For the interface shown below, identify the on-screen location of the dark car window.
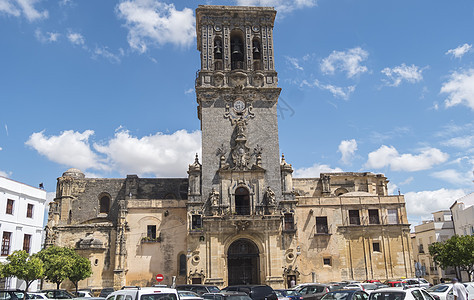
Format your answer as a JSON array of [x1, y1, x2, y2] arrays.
[[140, 294, 178, 300], [411, 291, 424, 300], [208, 287, 220, 293], [427, 285, 449, 293], [421, 291, 434, 300]]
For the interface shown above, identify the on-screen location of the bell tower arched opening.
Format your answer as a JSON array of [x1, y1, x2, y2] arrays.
[[230, 30, 245, 70], [235, 187, 250, 215], [227, 238, 260, 285]]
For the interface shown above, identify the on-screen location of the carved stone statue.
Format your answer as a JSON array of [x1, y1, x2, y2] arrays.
[[209, 188, 219, 206], [264, 186, 276, 205]]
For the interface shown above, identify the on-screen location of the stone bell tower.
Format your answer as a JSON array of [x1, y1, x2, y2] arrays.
[[193, 5, 283, 214]]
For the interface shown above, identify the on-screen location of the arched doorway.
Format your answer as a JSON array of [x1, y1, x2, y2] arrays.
[[235, 187, 250, 215], [227, 239, 260, 285]]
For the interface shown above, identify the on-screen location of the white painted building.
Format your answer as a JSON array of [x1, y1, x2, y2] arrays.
[[0, 176, 46, 291], [451, 192, 474, 237], [412, 210, 455, 284]]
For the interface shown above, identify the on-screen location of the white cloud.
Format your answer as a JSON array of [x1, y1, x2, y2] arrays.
[[116, 0, 195, 53], [431, 169, 474, 186], [365, 145, 449, 172], [441, 69, 474, 110], [0, 170, 9, 177], [404, 188, 466, 221], [25, 130, 106, 171], [387, 182, 398, 195], [234, 0, 316, 15], [446, 43, 472, 59], [94, 129, 201, 177], [26, 129, 202, 178], [321, 47, 369, 78], [67, 32, 85, 46], [301, 79, 355, 100], [294, 163, 342, 178], [184, 88, 194, 95], [35, 28, 60, 43], [338, 139, 357, 164], [0, 146, 2, 151], [381, 63, 424, 87], [442, 135, 474, 149], [285, 56, 304, 71], [93, 47, 122, 64], [0, 0, 48, 21]]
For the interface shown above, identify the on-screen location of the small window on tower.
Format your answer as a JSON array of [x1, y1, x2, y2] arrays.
[[147, 225, 157, 239], [373, 242, 381, 252], [316, 217, 329, 234], [192, 215, 202, 230], [99, 195, 110, 214], [323, 257, 332, 266], [214, 37, 223, 60], [284, 213, 295, 231]]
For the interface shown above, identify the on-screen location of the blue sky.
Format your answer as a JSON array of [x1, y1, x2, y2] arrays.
[[1, 0, 473, 227]]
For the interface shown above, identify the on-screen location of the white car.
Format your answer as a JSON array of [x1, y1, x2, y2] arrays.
[[426, 284, 454, 300], [403, 279, 431, 289], [369, 287, 435, 300], [106, 287, 179, 300], [27, 293, 49, 300], [344, 284, 378, 293]]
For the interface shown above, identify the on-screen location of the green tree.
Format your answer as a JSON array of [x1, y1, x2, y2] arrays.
[[36, 246, 75, 289], [1, 250, 44, 291], [429, 235, 474, 281], [68, 253, 92, 294]]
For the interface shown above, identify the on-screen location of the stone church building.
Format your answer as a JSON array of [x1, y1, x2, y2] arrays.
[[45, 5, 414, 290]]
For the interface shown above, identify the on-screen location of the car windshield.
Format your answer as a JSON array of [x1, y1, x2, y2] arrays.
[[322, 292, 354, 300], [227, 296, 252, 300], [285, 291, 300, 296], [427, 285, 450, 293], [370, 292, 405, 300], [140, 294, 178, 300], [208, 288, 220, 293]]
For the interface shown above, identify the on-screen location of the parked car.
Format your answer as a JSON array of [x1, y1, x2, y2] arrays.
[[402, 279, 431, 289], [343, 284, 377, 293], [202, 292, 252, 300], [426, 284, 454, 300], [28, 293, 48, 300], [221, 285, 277, 300], [99, 289, 115, 298], [73, 291, 94, 298], [40, 290, 76, 299], [364, 281, 382, 284], [178, 290, 203, 300], [464, 282, 474, 300], [369, 288, 435, 300], [176, 285, 220, 296], [320, 289, 369, 300], [106, 287, 179, 300], [0, 289, 30, 300], [274, 289, 303, 300], [383, 281, 405, 288], [295, 284, 330, 300]]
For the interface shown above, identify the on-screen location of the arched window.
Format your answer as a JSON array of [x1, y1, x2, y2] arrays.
[[214, 37, 223, 70], [252, 39, 262, 70], [230, 31, 244, 70], [99, 195, 110, 214], [179, 254, 186, 276], [235, 187, 250, 215]]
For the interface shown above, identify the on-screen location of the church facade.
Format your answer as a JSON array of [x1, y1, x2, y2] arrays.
[[44, 5, 414, 291]]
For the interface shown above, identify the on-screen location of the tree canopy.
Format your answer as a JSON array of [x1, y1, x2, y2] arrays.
[[68, 254, 92, 293], [36, 245, 91, 289], [0, 250, 44, 291], [429, 235, 474, 281]]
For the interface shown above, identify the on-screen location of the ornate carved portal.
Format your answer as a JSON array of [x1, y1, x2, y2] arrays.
[[227, 239, 260, 285]]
